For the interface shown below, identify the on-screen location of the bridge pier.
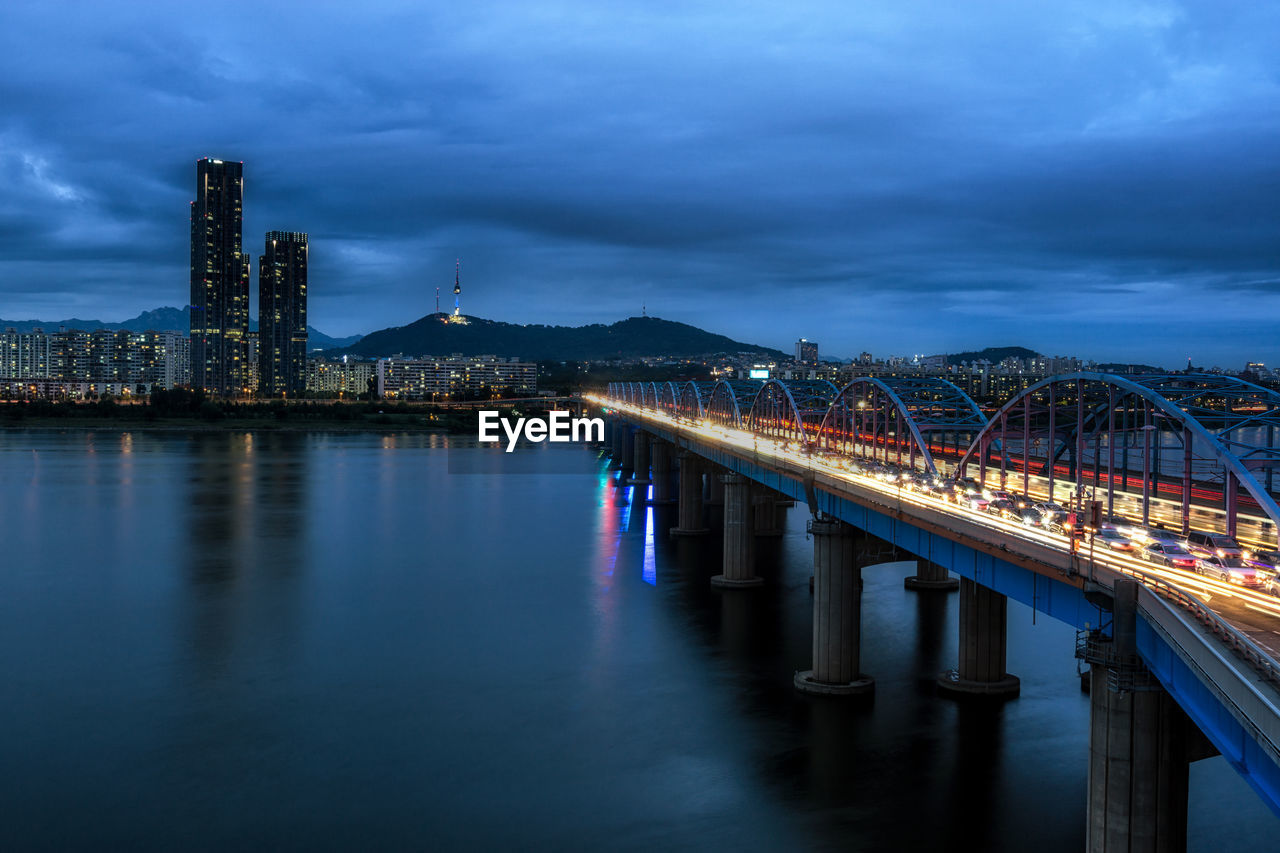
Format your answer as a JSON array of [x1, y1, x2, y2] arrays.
[[649, 439, 675, 504], [1080, 580, 1213, 853], [795, 519, 874, 696], [619, 424, 635, 475], [937, 577, 1020, 698], [712, 474, 762, 588], [627, 430, 651, 486], [707, 470, 725, 506], [670, 451, 709, 536], [904, 559, 959, 591], [753, 486, 784, 537], [608, 419, 623, 469]]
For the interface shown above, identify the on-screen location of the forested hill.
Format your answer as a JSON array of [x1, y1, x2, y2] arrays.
[[336, 315, 787, 361]]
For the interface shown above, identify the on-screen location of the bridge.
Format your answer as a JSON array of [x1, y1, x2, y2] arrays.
[[589, 373, 1280, 852]]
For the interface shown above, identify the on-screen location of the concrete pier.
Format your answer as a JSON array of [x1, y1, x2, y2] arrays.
[[619, 425, 634, 475], [627, 430, 651, 486], [649, 439, 675, 504], [795, 519, 874, 695], [670, 451, 709, 536], [753, 486, 784, 537], [707, 470, 725, 506], [608, 419, 623, 469], [904, 558, 959, 591], [937, 577, 1019, 697], [1082, 580, 1212, 852], [712, 474, 763, 588]]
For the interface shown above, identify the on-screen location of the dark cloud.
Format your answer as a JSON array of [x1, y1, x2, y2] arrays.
[[0, 0, 1277, 368]]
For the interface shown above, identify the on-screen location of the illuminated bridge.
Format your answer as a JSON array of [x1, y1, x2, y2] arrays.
[[591, 374, 1280, 851]]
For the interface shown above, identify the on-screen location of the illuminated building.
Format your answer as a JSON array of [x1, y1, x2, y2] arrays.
[[795, 338, 818, 366], [375, 355, 536, 399], [0, 328, 189, 398], [189, 158, 250, 396], [306, 358, 375, 396], [258, 231, 308, 397]]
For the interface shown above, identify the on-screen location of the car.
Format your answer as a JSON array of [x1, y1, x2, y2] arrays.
[[962, 492, 989, 511], [1247, 550, 1280, 574], [1129, 527, 1187, 549], [1046, 512, 1079, 535], [1141, 542, 1198, 569], [1033, 501, 1066, 516], [1018, 508, 1044, 528], [1184, 531, 1247, 559], [1195, 555, 1260, 586], [988, 498, 1018, 517], [1095, 528, 1137, 552]]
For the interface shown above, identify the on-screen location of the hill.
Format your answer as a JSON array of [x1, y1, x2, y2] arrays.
[[943, 346, 1040, 366], [337, 314, 787, 361], [0, 306, 361, 350]]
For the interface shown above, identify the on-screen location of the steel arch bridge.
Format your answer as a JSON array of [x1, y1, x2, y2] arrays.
[[817, 376, 987, 475], [706, 380, 765, 429], [677, 381, 718, 420], [747, 379, 840, 444], [954, 373, 1280, 538]]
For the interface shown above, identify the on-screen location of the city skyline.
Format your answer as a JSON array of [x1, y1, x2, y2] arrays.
[[1, 2, 1278, 366]]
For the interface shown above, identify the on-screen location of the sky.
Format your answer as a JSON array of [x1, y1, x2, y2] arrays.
[[0, 1, 1277, 367]]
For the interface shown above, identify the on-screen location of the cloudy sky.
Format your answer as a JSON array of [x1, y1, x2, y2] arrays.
[[1, 1, 1277, 366]]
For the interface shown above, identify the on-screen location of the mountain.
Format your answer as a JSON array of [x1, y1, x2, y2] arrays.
[[943, 346, 1040, 365], [0, 306, 362, 350], [336, 314, 787, 361]]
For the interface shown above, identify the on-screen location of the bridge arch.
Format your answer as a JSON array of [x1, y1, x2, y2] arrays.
[[818, 376, 987, 475], [747, 379, 840, 444], [677, 381, 716, 420], [706, 380, 764, 429], [956, 372, 1280, 542]]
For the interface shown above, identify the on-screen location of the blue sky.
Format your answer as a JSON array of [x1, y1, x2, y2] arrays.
[[1, 1, 1277, 367]]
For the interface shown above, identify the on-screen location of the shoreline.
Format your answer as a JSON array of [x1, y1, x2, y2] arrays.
[[1, 418, 457, 434]]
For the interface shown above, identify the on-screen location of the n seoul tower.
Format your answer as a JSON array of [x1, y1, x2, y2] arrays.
[[453, 259, 462, 317]]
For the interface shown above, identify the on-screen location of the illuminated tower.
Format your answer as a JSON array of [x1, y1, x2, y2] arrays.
[[258, 231, 308, 397], [453, 259, 462, 317], [189, 158, 250, 395]]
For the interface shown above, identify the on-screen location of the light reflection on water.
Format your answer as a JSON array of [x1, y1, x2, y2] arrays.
[[0, 431, 1272, 850]]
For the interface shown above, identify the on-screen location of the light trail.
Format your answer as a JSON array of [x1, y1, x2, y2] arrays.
[[591, 395, 1280, 631]]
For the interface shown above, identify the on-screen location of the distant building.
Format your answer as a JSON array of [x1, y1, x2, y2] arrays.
[[795, 338, 818, 366], [376, 355, 536, 400], [0, 328, 189, 398], [190, 158, 250, 396], [258, 231, 308, 397], [307, 358, 375, 396]]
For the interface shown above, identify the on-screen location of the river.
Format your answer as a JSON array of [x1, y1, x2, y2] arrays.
[[0, 430, 1273, 850]]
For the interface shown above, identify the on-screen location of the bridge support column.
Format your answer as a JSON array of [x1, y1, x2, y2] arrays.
[[904, 559, 959, 591], [1079, 580, 1211, 853], [937, 577, 1019, 698], [753, 486, 783, 537], [627, 430, 651, 486], [649, 440, 675, 504], [1086, 671, 1193, 853], [619, 425, 634, 475], [707, 470, 725, 506], [608, 420, 623, 469], [712, 474, 762, 588], [670, 452, 709, 536], [795, 519, 874, 696]]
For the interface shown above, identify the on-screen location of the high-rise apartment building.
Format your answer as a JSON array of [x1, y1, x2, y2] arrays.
[[795, 338, 818, 366], [190, 158, 249, 396], [258, 231, 308, 397]]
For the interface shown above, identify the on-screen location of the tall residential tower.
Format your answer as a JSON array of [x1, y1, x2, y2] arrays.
[[258, 231, 309, 397], [189, 158, 250, 395]]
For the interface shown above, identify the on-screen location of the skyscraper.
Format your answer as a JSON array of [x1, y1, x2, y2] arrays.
[[190, 158, 250, 395], [258, 231, 308, 397]]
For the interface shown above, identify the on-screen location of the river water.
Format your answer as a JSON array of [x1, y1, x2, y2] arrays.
[[0, 431, 1273, 850]]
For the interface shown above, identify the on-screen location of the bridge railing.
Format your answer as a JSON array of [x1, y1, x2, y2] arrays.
[[1121, 565, 1280, 689]]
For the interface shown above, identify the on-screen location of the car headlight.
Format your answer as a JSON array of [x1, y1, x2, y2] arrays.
[[1243, 550, 1252, 560], [1216, 548, 1225, 557]]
